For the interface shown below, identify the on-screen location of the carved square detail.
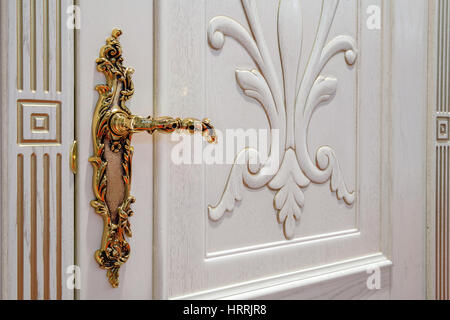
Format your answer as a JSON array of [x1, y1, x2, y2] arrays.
[[30, 113, 50, 133], [17, 100, 61, 145], [437, 117, 449, 142]]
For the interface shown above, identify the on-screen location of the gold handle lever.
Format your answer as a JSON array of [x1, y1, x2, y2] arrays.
[[109, 113, 216, 143], [89, 29, 216, 288]]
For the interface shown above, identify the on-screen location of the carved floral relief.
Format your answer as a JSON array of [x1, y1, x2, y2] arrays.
[[208, 0, 356, 239]]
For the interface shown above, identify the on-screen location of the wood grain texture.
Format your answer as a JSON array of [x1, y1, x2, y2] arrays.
[[389, 0, 428, 299], [153, 0, 399, 299], [16, 155, 24, 300], [0, 0, 7, 299], [1, 0, 74, 300], [0, 0, 431, 300]]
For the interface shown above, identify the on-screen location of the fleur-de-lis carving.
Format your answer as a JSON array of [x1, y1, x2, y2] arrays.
[[208, 0, 356, 239]]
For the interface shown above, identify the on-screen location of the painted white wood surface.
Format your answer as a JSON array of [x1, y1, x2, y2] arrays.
[[75, 0, 154, 299], [389, 0, 428, 299], [0, 0, 6, 299], [1, 0, 430, 300], [153, 0, 427, 299], [1, 0, 74, 300]]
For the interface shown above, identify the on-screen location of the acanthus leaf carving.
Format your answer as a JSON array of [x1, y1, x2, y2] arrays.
[[268, 149, 310, 239], [208, 0, 356, 240]]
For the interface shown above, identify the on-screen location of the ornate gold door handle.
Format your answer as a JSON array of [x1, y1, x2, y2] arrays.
[[109, 113, 216, 143], [90, 29, 216, 288]]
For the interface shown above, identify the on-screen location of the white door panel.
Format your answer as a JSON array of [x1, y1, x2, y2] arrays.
[[0, 0, 431, 300], [153, 0, 426, 299]]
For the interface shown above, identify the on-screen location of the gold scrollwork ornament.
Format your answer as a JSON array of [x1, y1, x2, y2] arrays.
[[89, 28, 135, 288], [90, 29, 216, 287]]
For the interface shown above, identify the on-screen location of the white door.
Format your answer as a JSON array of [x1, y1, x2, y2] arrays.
[[75, 0, 429, 299], [1, 0, 436, 300], [1, 0, 75, 300]]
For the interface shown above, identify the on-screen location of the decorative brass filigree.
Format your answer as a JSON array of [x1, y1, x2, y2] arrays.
[[90, 29, 216, 287]]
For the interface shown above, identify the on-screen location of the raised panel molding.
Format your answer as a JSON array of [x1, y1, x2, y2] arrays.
[[207, 0, 356, 239], [18, 100, 61, 145], [153, 0, 397, 299], [176, 253, 392, 300]]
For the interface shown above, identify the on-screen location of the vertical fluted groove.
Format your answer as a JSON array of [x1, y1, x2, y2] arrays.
[[56, 0, 62, 93], [438, 0, 442, 112], [444, 147, 448, 299], [436, 146, 440, 299], [440, 146, 443, 299], [30, 154, 37, 299], [43, 0, 49, 92], [446, 2, 449, 113], [17, 155, 24, 300], [445, 146, 450, 299], [441, 1, 449, 112], [17, 0, 23, 91], [56, 154, 62, 300], [43, 154, 50, 299], [436, 0, 450, 300], [30, 0, 36, 91], [435, 146, 450, 300]]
